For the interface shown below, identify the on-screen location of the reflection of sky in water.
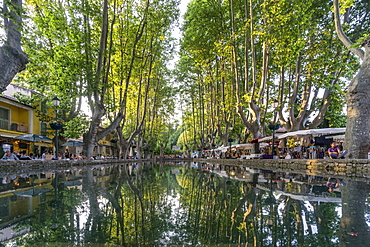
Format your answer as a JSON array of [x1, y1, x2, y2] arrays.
[[77, 201, 90, 230], [1, 162, 370, 246], [159, 192, 192, 245]]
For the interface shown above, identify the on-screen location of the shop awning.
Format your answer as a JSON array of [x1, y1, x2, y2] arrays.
[[277, 128, 346, 139], [248, 137, 263, 143]]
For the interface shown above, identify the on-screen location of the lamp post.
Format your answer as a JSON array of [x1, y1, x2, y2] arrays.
[[52, 96, 60, 159], [228, 126, 233, 153], [228, 138, 233, 152], [269, 100, 279, 159]]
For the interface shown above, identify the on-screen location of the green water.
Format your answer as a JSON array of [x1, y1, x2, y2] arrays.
[[0, 161, 369, 246]]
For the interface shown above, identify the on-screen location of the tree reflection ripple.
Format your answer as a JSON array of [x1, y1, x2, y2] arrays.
[[0, 161, 369, 246]]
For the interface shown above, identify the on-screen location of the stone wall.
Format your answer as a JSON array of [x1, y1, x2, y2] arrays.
[[0, 158, 191, 173], [2, 158, 370, 180], [195, 158, 370, 181]]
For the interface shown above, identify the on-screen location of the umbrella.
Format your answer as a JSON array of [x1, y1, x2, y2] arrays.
[[62, 140, 85, 147], [15, 134, 52, 142], [14, 188, 52, 197]]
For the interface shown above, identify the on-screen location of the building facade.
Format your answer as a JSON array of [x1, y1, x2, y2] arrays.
[[0, 84, 52, 157]]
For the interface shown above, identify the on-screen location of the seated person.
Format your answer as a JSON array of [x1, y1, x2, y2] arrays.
[[19, 150, 32, 160], [2, 150, 19, 160], [328, 142, 347, 159], [285, 153, 292, 159]]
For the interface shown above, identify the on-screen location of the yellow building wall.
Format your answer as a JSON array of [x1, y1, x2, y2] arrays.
[[32, 102, 55, 137], [0, 98, 52, 136], [32, 107, 42, 135], [0, 98, 54, 156], [0, 101, 29, 126]]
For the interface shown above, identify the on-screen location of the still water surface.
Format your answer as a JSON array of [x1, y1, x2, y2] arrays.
[[0, 161, 369, 246]]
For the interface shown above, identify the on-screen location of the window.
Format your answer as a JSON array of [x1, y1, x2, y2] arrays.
[[0, 107, 10, 130], [40, 122, 48, 135], [40, 100, 47, 113]]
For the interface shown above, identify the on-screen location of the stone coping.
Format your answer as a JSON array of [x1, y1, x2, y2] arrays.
[[2, 158, 370, 180], [195, 158, 370, 181], [195, 158, 370, 166], [0, 158, 192, 172], [1, 157, 369, 169]]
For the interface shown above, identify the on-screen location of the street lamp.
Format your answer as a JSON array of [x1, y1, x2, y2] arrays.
[[268, 100, 279, 158], [228, 126, 234, 153], [228, 138, 234, 153], [52, 96, 60, 159]]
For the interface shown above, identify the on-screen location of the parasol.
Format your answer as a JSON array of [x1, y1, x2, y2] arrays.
[[62, 140, 85, 147], [15, 134, 52, 142]]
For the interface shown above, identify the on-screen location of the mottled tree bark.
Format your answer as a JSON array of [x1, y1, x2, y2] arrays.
[[333, 0, 370, 158], [0, 0, 28, 92], [343, 37, 370, 159]]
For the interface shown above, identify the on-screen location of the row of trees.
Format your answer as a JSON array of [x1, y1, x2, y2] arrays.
[[1, 0, 369, 157], [1, 0, 181, 157], [176, 0, 369, 156]]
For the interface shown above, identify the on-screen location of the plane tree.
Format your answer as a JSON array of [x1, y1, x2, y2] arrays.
[[177, 0, 359, 152], [102, 0, 179, 158], [178, 0, 240, 151], [333, 0, 370, 159], [14, 0, 94, 153], [0, 0, 28, 92], [14, 0, 179, 158]]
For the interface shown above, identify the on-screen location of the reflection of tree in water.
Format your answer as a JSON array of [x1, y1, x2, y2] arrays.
[[178, 165, 342, 246], [339, 180, 370, 247], [312, 202, 340, 245], [10, 163, 370, 246]]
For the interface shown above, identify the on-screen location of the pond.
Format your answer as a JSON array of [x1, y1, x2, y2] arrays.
[[0, 161, 369, 246]]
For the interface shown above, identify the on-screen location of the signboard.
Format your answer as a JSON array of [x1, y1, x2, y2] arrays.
[[172, 145, 181, 150]]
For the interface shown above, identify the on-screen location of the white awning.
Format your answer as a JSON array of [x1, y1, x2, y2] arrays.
[[277, 128, 346, 139], [0, 132, 20, 138], [258, 133, 285, 142], [232, 143, 253, 149]]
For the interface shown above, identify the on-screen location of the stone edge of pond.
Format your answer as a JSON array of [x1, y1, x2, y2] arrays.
[[0, 159, 140, 172], [0, 158, 193, 171], [195, 158, 370, 180]]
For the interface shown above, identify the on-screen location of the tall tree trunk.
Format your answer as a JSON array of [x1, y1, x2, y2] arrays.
[[333, 0, 370, 158], [234, 0, 265, 146], [343, 38, 370, 158], [0, 0, 28, 92], [83, 0, 126, 157]]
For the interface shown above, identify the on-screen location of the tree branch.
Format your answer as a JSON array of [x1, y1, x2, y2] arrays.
[[333, 0, 364, 60]]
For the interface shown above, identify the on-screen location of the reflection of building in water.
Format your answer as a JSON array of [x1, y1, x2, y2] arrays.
[[0, 169, 88, 242], [0, 186, 52, 242], [0, 166, 117, 241], [0, 171, 57, 242]]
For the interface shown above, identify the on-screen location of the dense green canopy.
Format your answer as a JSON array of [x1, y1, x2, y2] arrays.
[[1, 0, 369, 156]]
